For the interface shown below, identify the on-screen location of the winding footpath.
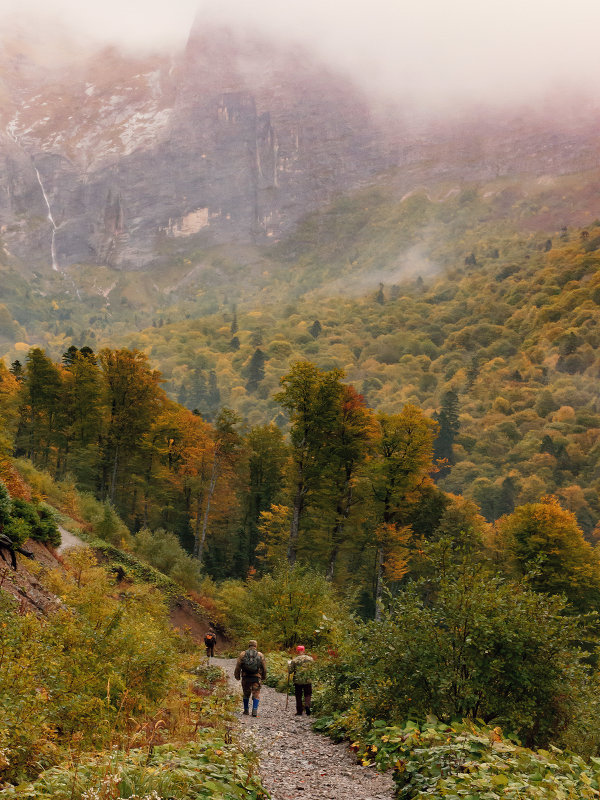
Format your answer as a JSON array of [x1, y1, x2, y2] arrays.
[[56, 525, 86, 553], [213, 657, 395, 800]]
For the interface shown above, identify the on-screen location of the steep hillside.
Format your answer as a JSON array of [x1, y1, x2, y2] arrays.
[[105, 186, 600, 533]]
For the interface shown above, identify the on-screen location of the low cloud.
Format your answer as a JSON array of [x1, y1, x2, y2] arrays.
[[2, 0, 600, 112]]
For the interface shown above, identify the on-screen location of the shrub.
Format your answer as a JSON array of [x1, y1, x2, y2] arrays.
[[314, 716, 600, 799], [0, 550, 180, 783], [317, 571, 592, 747], [132, 528, 201, 592], [2, 494, 61, 547], [94, 502, 130, 546], [216, 562, 352, 649]]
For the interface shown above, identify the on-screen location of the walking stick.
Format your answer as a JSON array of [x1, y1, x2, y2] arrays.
[[285, 671, 290, 711]]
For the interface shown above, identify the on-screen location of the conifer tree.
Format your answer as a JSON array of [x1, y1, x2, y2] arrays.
[[98, 349, 163, 505], [16, 348, 63, 468], [9, 360, 23, 382], [62, 345, 79, 368], [246, 348, 266, 392], [61, 350, 103, 485], [309, 320, 322, 339], [433, 389, 460, 472], [466, 355, 480, 388]]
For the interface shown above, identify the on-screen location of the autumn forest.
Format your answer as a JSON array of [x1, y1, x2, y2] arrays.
[[5, 53, 600, 798]]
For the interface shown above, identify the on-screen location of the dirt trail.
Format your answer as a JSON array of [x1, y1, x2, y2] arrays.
[[57, 525, 86, 553], [213, 657, 395, 800]]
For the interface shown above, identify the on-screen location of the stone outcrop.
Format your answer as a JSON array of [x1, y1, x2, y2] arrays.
[[2, 22, 600, 273], [0, 25, 392, 271]]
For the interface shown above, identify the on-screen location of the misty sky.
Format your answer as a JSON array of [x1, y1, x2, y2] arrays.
[[3, 0, 600, 107]]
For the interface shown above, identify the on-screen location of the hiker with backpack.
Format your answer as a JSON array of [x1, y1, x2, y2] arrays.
[[204, 628, 217, 658], [288, 644, 314, 716], [234, 639, 267, 717]]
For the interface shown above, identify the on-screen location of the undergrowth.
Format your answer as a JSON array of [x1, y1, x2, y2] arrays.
[[313, 715, 600, 799], [0, 551, 266, 799]]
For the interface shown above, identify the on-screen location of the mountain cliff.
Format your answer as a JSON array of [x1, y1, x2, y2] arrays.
[[0, 23, 392, 270], [2, 20, 600, 275]]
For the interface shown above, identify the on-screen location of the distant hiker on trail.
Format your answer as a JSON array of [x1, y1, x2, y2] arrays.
[[234, 639, 267, 717], [288, 645, 314, 716], [204, 628, 217, 658]]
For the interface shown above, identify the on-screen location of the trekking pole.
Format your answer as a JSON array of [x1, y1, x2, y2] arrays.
[[285, 671, 290, 711]]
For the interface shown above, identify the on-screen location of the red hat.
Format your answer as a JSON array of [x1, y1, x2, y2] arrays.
[[296, 645, 305, 653]]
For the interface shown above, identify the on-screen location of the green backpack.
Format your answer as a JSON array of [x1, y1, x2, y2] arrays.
[[241, 648, 261, 675]]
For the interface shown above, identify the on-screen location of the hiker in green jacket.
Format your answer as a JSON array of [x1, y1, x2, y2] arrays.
[[234, 639, 267, 717], [288, 644, 314, 716]]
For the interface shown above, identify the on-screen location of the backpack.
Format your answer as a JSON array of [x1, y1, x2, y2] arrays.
[[204, 633, 216, 646], [241, 647, 261, 675]]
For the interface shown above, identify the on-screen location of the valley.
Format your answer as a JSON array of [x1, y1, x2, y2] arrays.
[[3, 5, 600, 799]]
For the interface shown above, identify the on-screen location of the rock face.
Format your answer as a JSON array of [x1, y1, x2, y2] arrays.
[[0, 24, 392, 271], [2, 21, 600, 273]]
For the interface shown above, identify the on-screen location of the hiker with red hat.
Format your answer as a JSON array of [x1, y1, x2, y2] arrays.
[[288, 644, 315, 716]]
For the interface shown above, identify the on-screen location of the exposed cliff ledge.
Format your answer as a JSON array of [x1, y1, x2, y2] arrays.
[[0, 26, 391, 271], [2, 23, 600, 274]]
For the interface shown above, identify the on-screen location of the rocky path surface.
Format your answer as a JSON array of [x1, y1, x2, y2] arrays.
[[213, 657, 395, 800], [57, 525, 86, 553]]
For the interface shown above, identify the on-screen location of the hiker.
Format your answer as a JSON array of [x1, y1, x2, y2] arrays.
[[204, 628, 217, 658], [288, 644, 314, 716], [234, 639, 267, 717]]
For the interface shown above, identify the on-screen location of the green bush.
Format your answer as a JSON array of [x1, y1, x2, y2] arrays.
[[3, 516, 30, 547], [0, 550, 180, 783], [216, 562, 352, 649], [263, 651, 294, 693], [2, 494, 61, 548], [2, 739, 267, 800], [94, 501, 130, 546], [317, 571, 592, 748], [314, 716, 600, 800], [132, 528, 201, 591], [34, 504, 61, 547]]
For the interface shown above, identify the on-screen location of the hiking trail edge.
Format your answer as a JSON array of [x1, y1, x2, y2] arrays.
[[213, 657, 395, 800]]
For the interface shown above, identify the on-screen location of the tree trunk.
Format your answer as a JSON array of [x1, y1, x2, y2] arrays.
[[327, 475, 353, 580], [193, 489, 204, 559], [374, 546, 385, 620], [196, 452, 219, 564], [109, 444, 119, 504], [287, 482, 304, 566]]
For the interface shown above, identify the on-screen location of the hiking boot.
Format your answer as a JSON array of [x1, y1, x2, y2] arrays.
[[243, 709, 249, 715], [305, 707, 311, 716], [295, 711, 303, 716], [251, 709, 258, 717]]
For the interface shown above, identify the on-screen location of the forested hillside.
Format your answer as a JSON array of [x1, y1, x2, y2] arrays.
[[113, 196, 600, 536], [7, 4, 600, 796], [4, 116, 600, 800]]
